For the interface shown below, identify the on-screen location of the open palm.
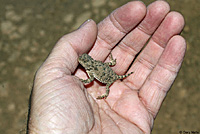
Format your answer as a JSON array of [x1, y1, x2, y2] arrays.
[[28, 1, 186, 134]]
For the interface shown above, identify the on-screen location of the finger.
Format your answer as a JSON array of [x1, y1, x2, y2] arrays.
[[89, 1, 146, 60], [139, 35, 186, 117], [125, 12, 185, 89], [110, 0, 170, 74], [38, 20, 97, 75], [53, 19, 97, 58]]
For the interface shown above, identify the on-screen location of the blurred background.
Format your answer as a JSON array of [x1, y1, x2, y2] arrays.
[[0, 0, 199, 133]]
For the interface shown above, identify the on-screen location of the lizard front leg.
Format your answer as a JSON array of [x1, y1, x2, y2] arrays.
[[80, 71, 94, 84], [105, 53, 116, 66]]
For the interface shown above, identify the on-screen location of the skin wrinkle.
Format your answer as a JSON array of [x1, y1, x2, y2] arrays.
[[46, 101, 85, 132], [108, 101, 144, 133], [75, 30, 89, 54], [45, 81, 93, 133], [75, 97, 94, 133], [142, 79, 175, 115], [127, 27, 150, 48], [100, 106, 124, 133], [34, 67, 71, 92], [151, 35, 166, 50], [49, 41, 78, 73], [49, 113, 66, 132], [157, 62, 179, 75], [102, 121, 122, 134], [124, 60, 153, 90], [137, 56, 155, 71], [116, 121, 136, 134], [97, 19, 122, 48], [129, 101, 153, 133], [33, 77, 74, 111], [153, 70, 176, 90], [117, 112, 143, 133], [39, 93, 64, 116], [35, 65, 53, 82], [144, 40, 165, 60], [151, 79, 169, 93], [48, 56, 75, 73], [56, 36, 76, 56], [119, 40, 139, 57], [34, 95, 59, 118], [124, 80, 140, 91], [64, 43, 79, 70], [137, 25, 153, 37], [139, 89, 158, 118], [138, 42, 164, 66], [33, 70, 61, 96], [109, 13, 127, 34], [96, 35, 114, 52], [40, 76, 79, 100], [61, 34, 85, 55]]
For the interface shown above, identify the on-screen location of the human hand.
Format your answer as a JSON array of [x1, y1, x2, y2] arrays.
[[28, 1, 186, 134]]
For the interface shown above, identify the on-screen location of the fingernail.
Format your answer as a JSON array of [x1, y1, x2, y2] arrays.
[[78, 19, 92, 29]]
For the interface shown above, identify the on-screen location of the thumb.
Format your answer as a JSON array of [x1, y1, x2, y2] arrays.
[[53, 19, 97, 56], [38, 19, 97, 76]]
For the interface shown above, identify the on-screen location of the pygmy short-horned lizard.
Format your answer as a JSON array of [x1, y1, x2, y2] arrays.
[[78, 53, 133, 99]]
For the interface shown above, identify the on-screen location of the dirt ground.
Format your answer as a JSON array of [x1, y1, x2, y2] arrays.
[[0, 0, 199, 133]]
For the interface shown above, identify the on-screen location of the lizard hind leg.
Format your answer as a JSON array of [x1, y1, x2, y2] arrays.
[[96, 82, 112, 99]]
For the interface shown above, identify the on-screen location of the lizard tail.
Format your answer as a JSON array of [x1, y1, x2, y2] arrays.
[[117, 72, 133, 79]]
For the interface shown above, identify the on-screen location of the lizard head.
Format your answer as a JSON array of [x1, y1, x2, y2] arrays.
[[78, 54, 93, 69]]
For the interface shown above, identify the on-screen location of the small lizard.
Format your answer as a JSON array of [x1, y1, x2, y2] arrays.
[[78, 53, 133, 99]]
